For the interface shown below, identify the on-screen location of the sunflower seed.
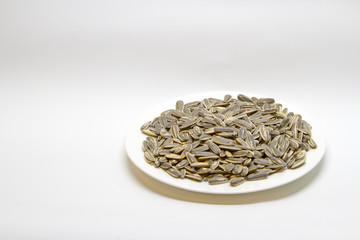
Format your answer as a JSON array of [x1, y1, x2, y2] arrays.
[[240, 166, 249, 176], [165, 153, 182, 159], [237, 94, 254, 103], [144, 151, 156, 162], [185, 173, 202, 181], [232, 164, 243, 174], [180, 119, 198, 129], [247, 171, 268, 181], [218, 145, 243, 151], [229, 177, 246, 186], [205, 140, 221, 154], [308, 138, 317, 149], [224, 151, 232, 158], [286, 157, 296, 168], [212, 135, 235, 145], [191, 162, 210, 168], [160, 162, 172, 169], [291, 157, 306, 169], [208, 177, 229, 185], [184, 165, 196, 172], [142, 129, 157, 137], [259, 125, 270, 142], [253, 158, 273, 165], [185, 152, 197, 165], [224, 94, 232, 102], [176, 159, 189, 169], [197, 168, 211, 174], [166, 168, 181, 178], [224, 163, 235, 172], [169, 125, 180, 139], [176, 100, 184, 112], [258, 98, 275, 105]]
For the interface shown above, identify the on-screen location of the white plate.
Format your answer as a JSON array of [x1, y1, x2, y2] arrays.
[[125, 91, 326, 194]]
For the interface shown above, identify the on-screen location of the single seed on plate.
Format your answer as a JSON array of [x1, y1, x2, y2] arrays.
[[176, 100, 184, 112], [165, 153, 182, 159], [308, 138, 317, 149], [253, 158, 273, 166], [230, 177, 246, 187], [210, 160, 220, 170], [185, 165, 197, 173], [160, 162, 172, 169], [180, 169, 186, 179], [197, 168, 211, 174], [225, 151, 233, 158], [166, 168, 181, 178], [232, 164, 243, 175], [185, 173, 202, 182], [291, 157, 306, 169], [212, 135, 235, 146], [144, 151, 155, 162], [192, 145, 209, 152], [224, 94, 232, 102], [247, 171, 268, 181], [175, 159, 189, 169], [226, 158, 245, 164], [286, 157, 296, 168], [259, 125, 270, 142], [224, 163, 235, 172], [205, 140, 221, 154], [237, 94, 254, 103], [185, 152, 197, 165], [191, 162, 210, 168], [240, 166, 249, 176], [208, 177, 229, 185]]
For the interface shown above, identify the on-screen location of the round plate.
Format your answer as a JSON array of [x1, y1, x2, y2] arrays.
[[125, 91, 326, 194]]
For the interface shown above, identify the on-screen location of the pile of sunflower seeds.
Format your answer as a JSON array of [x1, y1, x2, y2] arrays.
[[141, 94, 317, 187]]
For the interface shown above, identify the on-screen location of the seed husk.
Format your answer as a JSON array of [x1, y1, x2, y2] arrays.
[[240, 166, 249, 176], [166, 168, 181, 178], [176, 159, 189, 169], [291, 157, 306, 169], [185, 173, 203, 182], [232, 164, 243, 174], [176, 100, 184, 112], [247, 171, 268, 181], [308, 138, 317, 149], [197, 168, 211, 174], [212, 135, 235, 146], [185, 152, 197, 165], [144, 151, 156, 162], [165, 153, 182, 159], [205, 140, 221, 154], [253, 158, 273, 166], [229, 177, 246, 187], [208, 177, 229, 185], [191, 162, 210, 168], [192, 145, 209, 152], [259, 125, 270, 142]]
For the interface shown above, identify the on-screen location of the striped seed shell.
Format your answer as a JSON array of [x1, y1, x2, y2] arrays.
[[205, 140, 221, 154], [208, 177, 229, 185], [247, 171, 268, 181], [230, 177, 246, 187]]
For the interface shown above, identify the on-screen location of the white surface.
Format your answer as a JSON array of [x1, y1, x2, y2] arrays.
[[0, 0, 360, 239], [126, 91, 326, 194]]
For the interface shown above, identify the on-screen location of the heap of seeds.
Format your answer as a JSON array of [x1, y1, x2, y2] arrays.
[[140, 94, 317, 187]]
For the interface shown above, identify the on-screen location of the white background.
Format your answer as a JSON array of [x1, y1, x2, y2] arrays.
[[1, 0, 359, 239]]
